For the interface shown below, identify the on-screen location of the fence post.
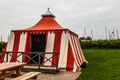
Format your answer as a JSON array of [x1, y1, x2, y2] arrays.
[[6, 52, 8, 62], [56, 52, 59, 71], [38, 53, 41, 70], [22, 52, 24, 63]]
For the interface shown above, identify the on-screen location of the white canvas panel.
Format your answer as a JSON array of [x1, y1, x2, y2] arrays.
[[17, 33, 27, 62], [4, 32, 15, 62], [73, 61, 77, 72], [44, 32, 55, 66], [59, 31, 69, 69]]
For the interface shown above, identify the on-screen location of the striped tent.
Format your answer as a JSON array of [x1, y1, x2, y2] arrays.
[[0, 9, 87, 72]]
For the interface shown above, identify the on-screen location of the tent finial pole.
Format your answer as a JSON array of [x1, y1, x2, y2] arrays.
[[48, 7, 50, 11]]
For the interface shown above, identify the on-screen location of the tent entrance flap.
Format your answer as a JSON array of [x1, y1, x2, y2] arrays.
[[31, 34, 46, 64]]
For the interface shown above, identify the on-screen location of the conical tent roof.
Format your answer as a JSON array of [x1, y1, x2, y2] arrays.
[[24, 9, 63, 30], [13, 8, 65, 31], [12, 9, 77, 36]]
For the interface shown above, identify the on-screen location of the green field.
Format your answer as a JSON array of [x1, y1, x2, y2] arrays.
[[77, 49, 120, 80]]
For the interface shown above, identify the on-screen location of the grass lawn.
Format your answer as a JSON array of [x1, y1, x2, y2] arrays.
[[77, 49, 120, 80]]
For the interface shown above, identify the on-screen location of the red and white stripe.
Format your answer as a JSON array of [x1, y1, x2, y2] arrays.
[[76, 37, 87, 63], [1, 30, 87, 72]]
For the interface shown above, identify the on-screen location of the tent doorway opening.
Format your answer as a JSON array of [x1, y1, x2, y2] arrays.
[[31, 33, 46, 64]]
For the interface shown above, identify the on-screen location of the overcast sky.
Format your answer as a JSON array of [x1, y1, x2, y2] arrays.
[[0, 0, 120, 41]]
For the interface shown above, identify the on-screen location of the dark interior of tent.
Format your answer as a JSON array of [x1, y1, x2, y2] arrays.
[[30, 33, 46, 64]]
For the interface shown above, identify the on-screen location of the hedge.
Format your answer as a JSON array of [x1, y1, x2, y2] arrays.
[[80, 40, 120, 49], [1, 39, 120, 51]]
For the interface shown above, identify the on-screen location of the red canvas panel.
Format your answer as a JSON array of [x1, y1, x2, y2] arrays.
[[66, 41, 74, 71], [10, 33, 20, 62], [52, 32, 62, 66], [42, 32, 48, 65], [24, 33, 30, 63]]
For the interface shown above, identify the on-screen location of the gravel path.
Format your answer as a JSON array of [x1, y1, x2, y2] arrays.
[[37, 71, 81, 80]]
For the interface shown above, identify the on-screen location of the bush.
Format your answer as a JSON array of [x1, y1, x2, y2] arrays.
[[0, 41, 6, 52]]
